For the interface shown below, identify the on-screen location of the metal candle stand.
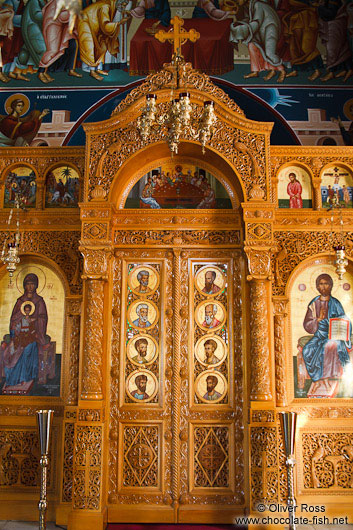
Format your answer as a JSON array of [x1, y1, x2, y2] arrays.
[[36, 410, 54, 530], [279, 411, 298, 530]]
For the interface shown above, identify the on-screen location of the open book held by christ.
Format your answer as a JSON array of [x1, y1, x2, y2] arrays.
[[329, 318, 351, 341]]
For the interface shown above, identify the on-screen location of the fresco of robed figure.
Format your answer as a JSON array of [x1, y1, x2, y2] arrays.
[[292, 265, 353, 399], [0, 264, 64, 396]]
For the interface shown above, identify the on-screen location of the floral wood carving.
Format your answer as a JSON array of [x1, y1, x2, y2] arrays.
[[111, 63, 244, 117], [252, 410, 275, 423], [62, 422, 75, 502], [72, 426, 102, 510], [67, 313, 80, 405], [82, 248, 112, 279], [0, 428, 56, 490], [246, 248, 272, 279], [249, 280, 272, 401], [0, 231, 82, 294], [273, 298, 288, 407], [250, 426, 278, 509], [302, 432, 353, 490], [114, 230, 241, 246], [81, 279, 104, 400]]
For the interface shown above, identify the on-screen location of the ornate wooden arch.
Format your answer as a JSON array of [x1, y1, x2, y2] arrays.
[[83, 59, 273, 205]]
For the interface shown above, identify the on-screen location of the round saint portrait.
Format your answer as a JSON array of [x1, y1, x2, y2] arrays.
[[128, 299, 158, 331], [126, 369, 158, 403], [128, 265, 159, 296], [194, 300, 226, 332], [194, 335, 227, 367], [127, 335, 158, 366], [195, 370, 227, 404], [195, 265, 225, 297]]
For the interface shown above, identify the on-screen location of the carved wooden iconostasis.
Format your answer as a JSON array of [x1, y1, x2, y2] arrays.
[[1, 59, 353, 530]]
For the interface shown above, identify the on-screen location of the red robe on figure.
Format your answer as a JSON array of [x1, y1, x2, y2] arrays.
[[287, 179, 303, 208]]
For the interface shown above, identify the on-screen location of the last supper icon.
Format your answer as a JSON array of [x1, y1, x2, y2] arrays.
[[194, 335, 227, 367], [195, 370, 227, 404], [195, 301, 226, 332], [127, 335, 158, 366], [128, 300, 158, 331], [128, 265, 159, 296], [126, 369, 158, 403], [195, 265, 225, 297]]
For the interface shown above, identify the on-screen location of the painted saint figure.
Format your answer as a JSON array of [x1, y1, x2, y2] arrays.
[[0, 97, 49, 147], [140, 176, 161, 209], [202, 270, 221, 294], [287, 172, 303, 208], [132, 303, 152, 328], [131, 338, 149, 364], [203, 374, 222, 401], [78, 0, 129, 80], [302, 273, 351, 395], [202, 303, 221, 329], [203, 339, 221, 364], [2, 273, 48, 389], [136, 270, 152, 294], [342, 185, 350, 205], [131, 374, 150, 400]]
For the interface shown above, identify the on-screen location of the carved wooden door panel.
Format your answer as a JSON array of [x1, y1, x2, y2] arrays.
[[109, 247, 244, 522]]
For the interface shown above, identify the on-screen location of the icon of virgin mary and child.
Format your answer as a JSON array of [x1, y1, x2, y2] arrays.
[[1, 273, 48, 391]]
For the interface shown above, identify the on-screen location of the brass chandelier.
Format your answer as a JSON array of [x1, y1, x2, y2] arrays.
[[137, 89, 217, 155]]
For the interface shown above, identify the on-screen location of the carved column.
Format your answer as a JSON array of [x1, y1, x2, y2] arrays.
[[66, 297, 82, 405], [79, 246, 111, 401], [81, 277, 105, 400], [36, 181, 45, 209], [68, 213, 112, 528], [172, 249, 181, 510], [243, 205, 275, 402], [312, 179, 322, 210], [273, 297, 289, 407], [248, 273, 272, 401]]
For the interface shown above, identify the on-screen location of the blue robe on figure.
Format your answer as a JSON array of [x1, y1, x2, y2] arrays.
[[302, 295, 351, 382], [145, 0, 171, 27]]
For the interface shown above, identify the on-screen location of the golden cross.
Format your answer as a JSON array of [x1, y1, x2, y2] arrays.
[[155, 16, 200, 55]]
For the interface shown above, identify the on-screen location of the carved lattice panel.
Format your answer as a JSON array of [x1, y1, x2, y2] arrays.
[[61, 422, 75, 503], [0, 428, 56, 491], [192, 425, 231, 489], [299, 430, 353, 492], [250, 426, 279, 509], [72, 425, 102, 510], [121, 424, 161, 489]]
